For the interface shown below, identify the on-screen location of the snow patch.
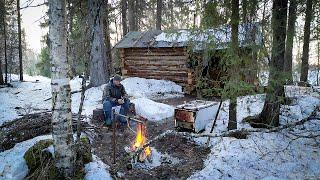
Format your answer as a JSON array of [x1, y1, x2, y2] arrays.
[[132, 98, 174, 121], [121, 77, 183, 99], [84, 154, 112, 180], [0, 135, 52, 180]]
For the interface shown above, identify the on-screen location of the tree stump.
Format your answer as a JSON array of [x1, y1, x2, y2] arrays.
[[92, 108, 105, 123]]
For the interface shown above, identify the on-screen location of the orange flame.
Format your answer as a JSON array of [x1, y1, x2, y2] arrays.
[[132, 123, 151, 158]]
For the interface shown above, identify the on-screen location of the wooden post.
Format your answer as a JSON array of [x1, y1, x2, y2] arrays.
[[112, 109, 116, 164]]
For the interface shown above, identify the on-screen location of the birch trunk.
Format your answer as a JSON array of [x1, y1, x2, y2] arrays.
[[49, 0, 75, 177], [88, 0, 109, 87]]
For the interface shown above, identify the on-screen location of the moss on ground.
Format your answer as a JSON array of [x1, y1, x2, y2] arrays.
[[24, 137, 93, 180]]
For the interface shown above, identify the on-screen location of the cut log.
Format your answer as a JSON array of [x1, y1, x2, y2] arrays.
[[92, 108, 105, 123]]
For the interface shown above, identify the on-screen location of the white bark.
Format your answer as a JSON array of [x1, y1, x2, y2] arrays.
[[49, 0, 75, 177], [88, 0, 109, 87]]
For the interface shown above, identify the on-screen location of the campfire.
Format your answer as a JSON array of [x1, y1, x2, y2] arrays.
[[131, 123, 152, 162]]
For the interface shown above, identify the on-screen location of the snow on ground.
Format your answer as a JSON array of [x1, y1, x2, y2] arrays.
[[0, 75, 182, 125], [0, 133, 111, 180], [84, 154, 112, 180], [190, 86, 320, 179], [121, 77, 183, 99], [131, 97, 174, 122], [0, 135, 52, 180]]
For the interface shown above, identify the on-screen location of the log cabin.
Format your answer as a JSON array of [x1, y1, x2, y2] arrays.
[[115, 23, 263, 94]]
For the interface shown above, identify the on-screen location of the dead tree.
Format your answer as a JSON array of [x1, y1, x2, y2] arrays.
[[49, 0, 75, 177], [300, 0, 313, 82]]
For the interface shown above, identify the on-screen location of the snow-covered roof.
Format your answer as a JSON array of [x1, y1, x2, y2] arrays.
[[115, 23, 262, 51]]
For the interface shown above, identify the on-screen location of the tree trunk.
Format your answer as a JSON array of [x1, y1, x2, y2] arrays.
[[227, 0, 239, 131], [67, 0, 75, 78], [104, 2, 112, 75], [17, 0, 23, 81], [0, 0, 4, 85], [300, 0, 313, 82], [128, 0, 137, 31], [317, 40, 319, 86], [156, 0, 162, 30], [88, 0, 109, 87], [4, 1, 7, 84], [121, 0, 128, 36], [48, 0, 75, 177], [242, 0, 247, 22], [284, 0, 297, 83], [259, 0, 288, 127]]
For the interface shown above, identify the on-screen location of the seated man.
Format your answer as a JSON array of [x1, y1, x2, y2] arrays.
[[102, 75, 130, 126]]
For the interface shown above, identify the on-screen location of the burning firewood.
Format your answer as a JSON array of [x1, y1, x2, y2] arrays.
[[131, 123, 152, 163]]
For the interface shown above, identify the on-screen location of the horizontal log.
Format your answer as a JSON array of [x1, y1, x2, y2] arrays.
[[125, 73, 187, 84], [124, 47, 186, 53], [124, 65, 189, 72], [124, 52, 187, 57], [125, 60, 187, 66], [125, 55, 188, 61], [126, 69, 188, 76]]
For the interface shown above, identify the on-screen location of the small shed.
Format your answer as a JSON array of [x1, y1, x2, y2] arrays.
[[115, 23, 262, 94]]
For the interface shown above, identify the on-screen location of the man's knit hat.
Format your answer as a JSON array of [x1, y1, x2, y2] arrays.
[[113, 74, 121, 81]]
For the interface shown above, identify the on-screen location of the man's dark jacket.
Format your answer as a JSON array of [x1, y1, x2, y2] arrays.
[[102, 79, 128, 102]]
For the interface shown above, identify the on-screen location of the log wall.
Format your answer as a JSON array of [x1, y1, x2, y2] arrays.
[[120, 47, 196, 93]]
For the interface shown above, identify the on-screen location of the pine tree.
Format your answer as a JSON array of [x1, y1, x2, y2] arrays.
[[300, 0, 313, 82], [284, 0, 297, 83], [259, 0, 288, 127], [88, 0, 109, 87]]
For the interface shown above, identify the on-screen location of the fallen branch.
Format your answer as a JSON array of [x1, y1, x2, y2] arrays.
[[44, 89, 83, 101], [132, 107, 320, 160]]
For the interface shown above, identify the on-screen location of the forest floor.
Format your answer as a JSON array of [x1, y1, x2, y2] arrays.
[[0, 74, 320, 179], [92, 119, 210, 179]]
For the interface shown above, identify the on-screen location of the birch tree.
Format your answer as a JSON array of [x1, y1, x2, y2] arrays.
[[49, 0, 75, 177]]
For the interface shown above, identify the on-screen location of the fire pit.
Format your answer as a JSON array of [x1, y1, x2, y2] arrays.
[[130, 122, 152, 163]]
